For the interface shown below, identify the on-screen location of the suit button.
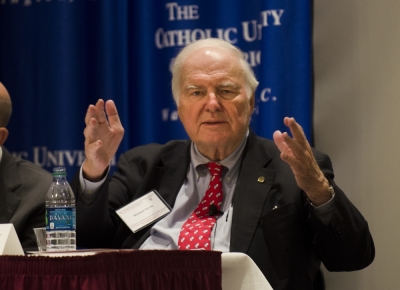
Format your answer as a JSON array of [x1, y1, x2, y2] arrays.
[[257, 176, 265, 183]]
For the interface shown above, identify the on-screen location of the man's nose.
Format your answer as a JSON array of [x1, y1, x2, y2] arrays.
[[205, 92, 221, 112]]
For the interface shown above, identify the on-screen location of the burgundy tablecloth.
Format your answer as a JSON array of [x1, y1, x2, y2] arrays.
[[0, 250, 222, 290]]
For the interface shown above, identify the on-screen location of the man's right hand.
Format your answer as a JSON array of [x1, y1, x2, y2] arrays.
[[82, 99, 124, 181]]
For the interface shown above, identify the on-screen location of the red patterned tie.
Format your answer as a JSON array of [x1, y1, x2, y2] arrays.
[[178, 162, 223, 250]]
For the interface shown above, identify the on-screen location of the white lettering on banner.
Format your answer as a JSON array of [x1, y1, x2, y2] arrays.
[[165, 2, 199, 21], [156, 5, 284, 48], [253, 88, 278, 116], [259, 88, 277, 103], [261, 10, 285, 26], [162, 108, 179, 122], [33, 147, 86, 167], [14, 146, 117, 168], [243, 50, 261, 68], [242, 10, 285, 42], [242, 20, 263, 42], [254, 88, 278, 116], [155, 28, 237, 49], [162, 108, 169, 122], [171, 111, 179, 121]]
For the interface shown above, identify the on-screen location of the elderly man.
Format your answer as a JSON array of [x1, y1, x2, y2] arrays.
[[0, 82, 53, 249], [73, 38, 374, 289]]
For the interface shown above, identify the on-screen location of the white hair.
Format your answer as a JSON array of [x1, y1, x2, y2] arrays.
[[171, 38, 259, 105]]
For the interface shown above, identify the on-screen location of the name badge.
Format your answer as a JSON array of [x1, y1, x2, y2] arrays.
[[116, 190, 171, 233]]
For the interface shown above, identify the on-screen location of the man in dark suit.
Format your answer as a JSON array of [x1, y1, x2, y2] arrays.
[[0, 82, 53, 249], [74, 38, 374, 289]]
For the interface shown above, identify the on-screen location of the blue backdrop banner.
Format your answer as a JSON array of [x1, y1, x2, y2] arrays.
[[0, 0, 312, 180]]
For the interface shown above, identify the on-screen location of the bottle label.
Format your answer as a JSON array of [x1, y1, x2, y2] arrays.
[[46, 207, 76, 231]]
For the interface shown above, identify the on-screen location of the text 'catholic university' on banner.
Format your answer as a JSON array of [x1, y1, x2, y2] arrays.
[[0, 0, 312, 178]]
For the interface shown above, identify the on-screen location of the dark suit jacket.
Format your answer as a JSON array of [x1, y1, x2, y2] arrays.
[[74, 132, 374, 290], [0, 146, 53, 249]]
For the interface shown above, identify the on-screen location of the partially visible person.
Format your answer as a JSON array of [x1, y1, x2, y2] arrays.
[[0, 82, 53, 249]]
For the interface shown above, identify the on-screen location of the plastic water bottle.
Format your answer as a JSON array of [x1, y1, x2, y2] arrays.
[[45, 167, 76, 251]]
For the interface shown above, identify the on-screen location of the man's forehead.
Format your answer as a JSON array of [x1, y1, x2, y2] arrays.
[[188, 45, 232, 58], [182, 65, 244, 84], [183, 46, 239, 68], [180, 47, 245, 88]]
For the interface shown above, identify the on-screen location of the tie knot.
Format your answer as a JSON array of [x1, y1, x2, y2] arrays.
[[207, 162, 222, 176]]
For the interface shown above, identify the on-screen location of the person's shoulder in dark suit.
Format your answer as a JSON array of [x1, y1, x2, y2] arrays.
[[0, 146, 53, 249]]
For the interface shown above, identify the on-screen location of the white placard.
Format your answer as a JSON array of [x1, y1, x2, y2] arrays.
[[0, 224, 24, 256], [116, 190, 171, 233], [222, 253, 273, 290]]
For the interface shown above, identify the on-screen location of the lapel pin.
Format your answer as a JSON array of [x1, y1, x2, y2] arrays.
[[272, 205, 278, 210], [257, 176, 265, 183]]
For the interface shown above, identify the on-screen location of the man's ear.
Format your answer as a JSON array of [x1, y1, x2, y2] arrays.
[[250, 94, 255, 113], [0, 128, 9, 146]]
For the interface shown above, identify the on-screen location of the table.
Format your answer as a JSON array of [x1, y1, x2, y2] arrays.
[[0, 250, 222, 290]]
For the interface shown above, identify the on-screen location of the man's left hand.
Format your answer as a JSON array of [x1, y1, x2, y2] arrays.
[[273, 117, 331, 206]]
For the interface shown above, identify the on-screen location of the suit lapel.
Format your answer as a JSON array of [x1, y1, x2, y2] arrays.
[[230, 133, 275, 253], [121, 142, 192, 248], [149, 142, 191, 208], [0, 147, 22, 223]]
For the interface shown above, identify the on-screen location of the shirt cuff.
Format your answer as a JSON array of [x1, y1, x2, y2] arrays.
[[79, 163, 109, 195], [309, 187, 335, 225]]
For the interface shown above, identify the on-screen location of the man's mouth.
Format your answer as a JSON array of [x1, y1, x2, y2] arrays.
[[202, 121, 225, 125]]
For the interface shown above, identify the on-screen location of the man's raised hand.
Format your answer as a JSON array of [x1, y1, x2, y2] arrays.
[[82, 99, 124, 181], [273, 117, 331, 206]]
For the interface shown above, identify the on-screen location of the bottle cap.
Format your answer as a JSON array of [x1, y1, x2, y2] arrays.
[[52, 167, 67, 176]]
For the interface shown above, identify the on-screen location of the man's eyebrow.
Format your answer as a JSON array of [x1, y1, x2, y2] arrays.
[[218, 81, 240, 89], [185, 85, 202, 90]]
